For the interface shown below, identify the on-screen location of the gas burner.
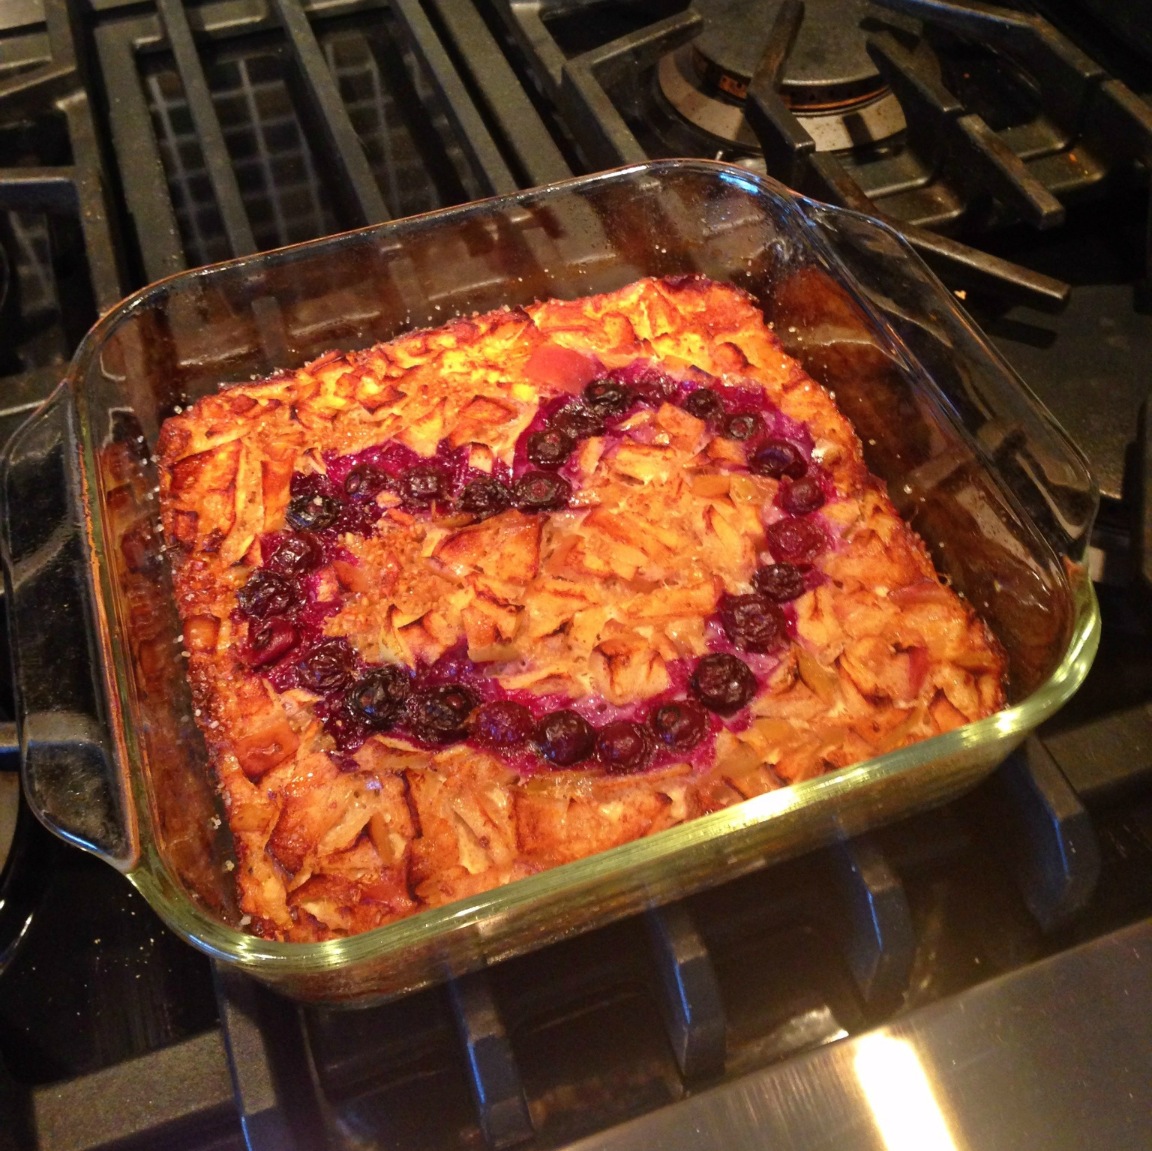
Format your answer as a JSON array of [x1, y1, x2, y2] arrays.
[[657, 0, 906, 152]]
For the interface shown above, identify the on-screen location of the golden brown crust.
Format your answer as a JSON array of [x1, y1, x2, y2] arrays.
[[158, 276, 1005, 942]]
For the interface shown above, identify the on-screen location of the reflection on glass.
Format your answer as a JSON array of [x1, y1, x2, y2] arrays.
[[854, 1032, 960, 1151]]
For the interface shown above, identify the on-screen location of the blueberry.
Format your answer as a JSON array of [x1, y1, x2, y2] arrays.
[[595, 720, 651, 774], [720, 593, 787, 653], [296, 637, 356, 694], [344, 464, 385, 498], [690, 653, 758, 715], [583, 379, 634, 417], [780, 476, 826, 515], [399, 463, 450, 507], [649, 700, 709, 751], [683, 388, 725, 422], [407, 683, 477, 743], [512, 471, 571, 513], [458, 475, 512, 519], [553, 402, 605, 440], [526, 427, 576, 470], [347, 665, 412, 729], [535, 709, 596, 766], [266, 532, 323, 575], [748, 438, 807, 479], [247, 617, 299, 667], [473, 700, 535, 748], [765, 516, 827, 564], [237, 569, 295, 619], [753, 562, 806, 602], [628, 365, 679, 406], [722, 412, 765, 441], [285, 490, 340, 531]]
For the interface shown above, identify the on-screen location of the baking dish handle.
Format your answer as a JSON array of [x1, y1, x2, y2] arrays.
[[0, 385, 134, 869]]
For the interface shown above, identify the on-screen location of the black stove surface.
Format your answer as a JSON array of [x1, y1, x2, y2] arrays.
[[1, 1, 1150, 1149]]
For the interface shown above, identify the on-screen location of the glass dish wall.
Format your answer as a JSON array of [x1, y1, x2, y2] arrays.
[[2, 160, 1099, 1003]]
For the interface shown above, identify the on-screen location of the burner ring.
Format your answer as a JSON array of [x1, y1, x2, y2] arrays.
[[657, 47, 907, 154], [691, 45, 891, 113]]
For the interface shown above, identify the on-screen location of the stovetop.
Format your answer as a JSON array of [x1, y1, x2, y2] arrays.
[[1, 2, 1150, 1149]]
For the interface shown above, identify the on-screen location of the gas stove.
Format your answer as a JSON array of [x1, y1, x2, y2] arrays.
[[1, 2, 1150, 1149]]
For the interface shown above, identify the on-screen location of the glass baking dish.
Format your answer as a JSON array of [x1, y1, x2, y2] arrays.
[[0, 160, 1099, 1004]]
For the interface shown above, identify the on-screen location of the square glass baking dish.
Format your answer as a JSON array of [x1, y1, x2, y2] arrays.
[[0, 160, 1099, 1004]]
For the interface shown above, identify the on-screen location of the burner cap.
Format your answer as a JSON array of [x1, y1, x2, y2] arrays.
[[693, 0, 887, 109], [656, 0, 907, 154]]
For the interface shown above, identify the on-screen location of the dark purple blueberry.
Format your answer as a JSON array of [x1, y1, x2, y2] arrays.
[[720, 593, 787, 653], [247, 618, 299, 667], [765, 516, 827, 564], [649, 700, 709, 751], [407, 683, 477, 743], [237, 569, 295, 619], [347, 664, 412, 729], [753, 562, 806, 603], [553, 402, 606, 440], [595, 720, 651, 774], [459, 475, 512, 519], [513, 471, 571, 513], [526, 427, 576, 470], [627, 365, 679, 405], [683, 388, 725, 422], [748, 438, 807, 479], [296, 637, 356, 694], [583, 379, 634, 417], [722, 412, 765, 441], [266, 532, 323, 575], [535, 709, 596, 767], [473, 700, 535, 749], [399, 463, 450, 506], [344, 464, 384, 498], [780, 476, 826, 515], [690, 653, 758, 715], [285, 489, 340, 531]]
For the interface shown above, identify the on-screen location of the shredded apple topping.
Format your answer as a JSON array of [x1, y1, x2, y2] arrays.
[[158, 276, 1005, 942]]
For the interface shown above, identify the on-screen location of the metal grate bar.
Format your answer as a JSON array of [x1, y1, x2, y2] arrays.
[[96, 15, 187, 281], [155, 0, 257, 258], [645, 902, 727, 1082], [806, 151, 1070, 307], [0, 167, 78, 211], [270, 0, 390, 226], [821, 837, 915, 1009], [0, 0, 76, 123], [954, 114, 1065, 228], [560, 11, 701, 172], [421, 0, 570, 188], [976, 740, 1102, 932], [215, 963, 327, 1151], [362, 20, 478, 207], [0, 63, 75, 121], [0, 0, 124, 314], [868, 32, 1064, 229], [29, 1028, 241, 1150], [743, 45, 1071, 309], [872, 0, 1103, 131], [60, 93, 125, 311], [447, 971, 533, 1150], [390, 0, 518, 195]]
